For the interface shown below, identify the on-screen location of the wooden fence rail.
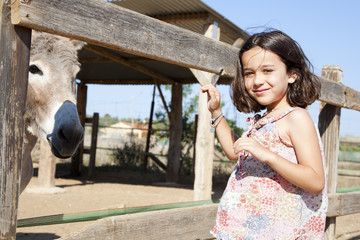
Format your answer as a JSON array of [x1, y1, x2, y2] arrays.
[[10, 0, 360, 110], [57, 193, 360, 240]]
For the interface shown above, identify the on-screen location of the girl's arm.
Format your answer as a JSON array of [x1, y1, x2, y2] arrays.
[[201, 84, 238, 161], [233, 108, 325, 194]]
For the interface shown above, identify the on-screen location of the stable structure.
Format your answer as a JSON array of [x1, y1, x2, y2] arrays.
[[1, 0, 360, 239], [72, 0, 249, 198]]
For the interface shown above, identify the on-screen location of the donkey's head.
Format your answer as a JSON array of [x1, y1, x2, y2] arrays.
[[25, 31, 85, 158]]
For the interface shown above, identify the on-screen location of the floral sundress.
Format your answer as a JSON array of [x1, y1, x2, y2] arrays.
[[211, 108, 328, 240]]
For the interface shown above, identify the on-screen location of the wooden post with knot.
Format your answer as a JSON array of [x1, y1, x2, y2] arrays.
[[318, 65, 343, 240], [0, 1, 31, 239]]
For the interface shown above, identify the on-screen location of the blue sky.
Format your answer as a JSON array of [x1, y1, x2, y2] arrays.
[[86, 0, 360, 137]]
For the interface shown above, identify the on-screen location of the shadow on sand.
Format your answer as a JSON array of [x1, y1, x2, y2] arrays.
[[16, 232, 60, 240]]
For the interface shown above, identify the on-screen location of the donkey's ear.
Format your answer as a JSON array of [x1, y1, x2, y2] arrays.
[[70, 40, 86, 52]]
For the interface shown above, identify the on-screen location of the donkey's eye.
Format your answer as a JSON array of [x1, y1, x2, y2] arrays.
[[29, 64, 42, 74]]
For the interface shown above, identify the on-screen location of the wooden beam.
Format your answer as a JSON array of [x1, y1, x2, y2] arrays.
[[152, 12, 210, 23], [344, 85, 360, 111], [79, 79, 159, 85], [64, 204, 218, 240], [327, 192, 360, 217], [319, 77, 360, 111], [11, 0, 236, 77], [11, 0, 360, 111], [80, 56, 150, 64], [79, 77, 233, 85], [85, 44, 175, 84], [0, 2, 31, 238]]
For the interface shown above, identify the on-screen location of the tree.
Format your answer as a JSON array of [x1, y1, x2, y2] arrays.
[[99, 113, 118, 126], [153, 84, 244, 175]]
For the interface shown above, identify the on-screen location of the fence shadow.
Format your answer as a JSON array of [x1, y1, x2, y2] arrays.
[[16, 232, 60, 240]]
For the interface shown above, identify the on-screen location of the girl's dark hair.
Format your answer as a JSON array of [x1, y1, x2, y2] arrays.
[[231, 30, 321, 113]]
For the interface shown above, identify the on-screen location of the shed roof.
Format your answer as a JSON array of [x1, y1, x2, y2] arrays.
[[77, 0, 248, 85]]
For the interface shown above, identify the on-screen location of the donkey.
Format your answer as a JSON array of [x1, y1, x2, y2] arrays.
[[21, 31, 85, 193]]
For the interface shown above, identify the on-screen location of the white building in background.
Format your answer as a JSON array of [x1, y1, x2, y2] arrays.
[[102, 121, 148, 140]]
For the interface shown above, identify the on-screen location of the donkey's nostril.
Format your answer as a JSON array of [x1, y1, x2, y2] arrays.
[[46, 134, 52, 143], [51, 101, 84, 157], [58, 128, 68, 142]]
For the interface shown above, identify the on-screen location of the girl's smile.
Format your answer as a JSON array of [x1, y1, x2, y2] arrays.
[[253, 88, 270, 96]]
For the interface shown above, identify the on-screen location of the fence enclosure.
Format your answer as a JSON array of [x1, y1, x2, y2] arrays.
[[0, 0, 360, 239]]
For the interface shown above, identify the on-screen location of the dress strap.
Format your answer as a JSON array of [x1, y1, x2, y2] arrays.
[[274, 107, 297, 122], [248, 108, 298, 131]]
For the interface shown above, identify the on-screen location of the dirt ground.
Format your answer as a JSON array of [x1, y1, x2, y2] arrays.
[[16, 168, 360, 240]]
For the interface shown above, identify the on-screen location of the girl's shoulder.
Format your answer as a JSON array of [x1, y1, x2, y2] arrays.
[[285, 107, 313, 125], [284, 107, 318, 139], [276, 107, 311, 126], [276, 108, 315, 144]]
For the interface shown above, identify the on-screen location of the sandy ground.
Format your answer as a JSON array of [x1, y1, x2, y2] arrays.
[[16, 169, 360, 240]]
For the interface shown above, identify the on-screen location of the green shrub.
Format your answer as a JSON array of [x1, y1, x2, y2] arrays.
[[112, 142, 145, 170]]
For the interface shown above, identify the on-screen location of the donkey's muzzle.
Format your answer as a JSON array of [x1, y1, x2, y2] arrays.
[[47, 101, 84, 159]]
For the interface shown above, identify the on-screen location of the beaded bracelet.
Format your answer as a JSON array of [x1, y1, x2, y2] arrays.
[[210, 114, 225, 133], [210, 110, 222, 125]]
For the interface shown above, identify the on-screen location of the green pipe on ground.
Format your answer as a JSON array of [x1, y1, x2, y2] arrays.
[[17, 199, 220, 228]]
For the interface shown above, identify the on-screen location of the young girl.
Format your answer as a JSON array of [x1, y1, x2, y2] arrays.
[[201, 30, 328, 239]]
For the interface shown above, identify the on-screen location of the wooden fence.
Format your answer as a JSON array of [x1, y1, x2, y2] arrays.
[[1, 0, 360, 239]]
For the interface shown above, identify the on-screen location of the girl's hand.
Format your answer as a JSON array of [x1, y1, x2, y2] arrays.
[[200, 84, 221, 114], [233, 136, 274, 163]]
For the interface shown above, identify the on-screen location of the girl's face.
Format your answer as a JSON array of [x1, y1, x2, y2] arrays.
[[242, 46, 296, 111]]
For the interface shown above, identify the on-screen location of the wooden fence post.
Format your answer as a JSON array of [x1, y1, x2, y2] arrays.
[[0, 1, 31, 238], [71, 82, 87, 176], [25, 140, 65, 194], [318, 65, 343, 240], [166, 83, 183, 182], [142, 85, 156, 171], [38, 140, 56, 188], [88, 113, 99, 177], [193, 23, 220, 201]]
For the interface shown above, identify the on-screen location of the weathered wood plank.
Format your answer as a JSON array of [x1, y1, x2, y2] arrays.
[[166, 84, 182, 182], [318, 77, 345, 107], [88, 113, 99, 178], [193, 23, 219, 201], [62, 204, 218, 240], [38, 140, 56, 188], [344, 85, 360, 111], [319, 66, 343, 194], [58, 192, 360, 239], [319, 66, 342, 240], [327, 192, 360, 217], [11, 0, 237, 77], [11, 0, 360, 111], [0, 2, 31, 238]]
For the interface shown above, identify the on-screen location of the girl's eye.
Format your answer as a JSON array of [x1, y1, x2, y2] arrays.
[[244, 72, 253, 77], [264, 69, 273, 73], [29, 64, 42, 75]]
